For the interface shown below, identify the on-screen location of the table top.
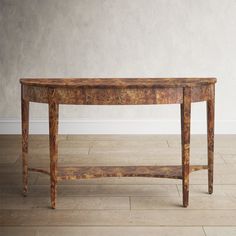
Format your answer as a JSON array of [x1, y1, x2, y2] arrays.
[[20, 78, 216, 88]]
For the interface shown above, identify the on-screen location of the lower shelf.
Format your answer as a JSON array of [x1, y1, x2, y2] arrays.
[[28, 165, 208, 181]]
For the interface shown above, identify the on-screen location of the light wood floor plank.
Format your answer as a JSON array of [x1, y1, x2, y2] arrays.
[[177, 184, 236, 197], [0, 226, 205, 236], [204, 227, 236, 236], [131, 196, 236, 210], [0, 184, 179, 197], [2, 209, 236, 226], [36, 226, 205, 236], [0, 196, 130, 210]]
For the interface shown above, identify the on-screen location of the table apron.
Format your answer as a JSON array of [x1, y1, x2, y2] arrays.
[[22, 85, 213, 105]]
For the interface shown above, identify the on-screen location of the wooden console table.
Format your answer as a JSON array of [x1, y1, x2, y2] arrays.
[[20, 78, 216, 209]]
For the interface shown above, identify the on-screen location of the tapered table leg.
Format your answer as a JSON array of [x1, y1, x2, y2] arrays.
[[49, 89, 59, 209], [207, 84, 215, 194], [21, 86, 29, 196], [181, 87, 191, 207]]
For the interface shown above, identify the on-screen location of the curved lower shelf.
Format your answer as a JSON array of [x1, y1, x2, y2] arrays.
[[28, 165, 208, 181]]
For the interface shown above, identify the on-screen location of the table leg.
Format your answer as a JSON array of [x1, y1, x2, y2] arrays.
[[21, 92, 29, 196], [49, 90, 59, 209], [207, 85, 215, 194], [181, 87, 191, 207]]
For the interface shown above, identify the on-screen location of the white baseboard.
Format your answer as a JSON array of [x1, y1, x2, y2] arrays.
[[0, 119, 235, 134]]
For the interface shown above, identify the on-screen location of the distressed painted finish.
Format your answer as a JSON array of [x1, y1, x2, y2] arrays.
[[20, 78, 216, 209]]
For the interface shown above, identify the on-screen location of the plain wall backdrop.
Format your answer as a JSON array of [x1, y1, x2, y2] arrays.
[[0, 0, 236, 134]]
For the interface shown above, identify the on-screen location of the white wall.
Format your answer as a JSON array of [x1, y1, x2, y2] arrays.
[[0, 0, 236, 134]]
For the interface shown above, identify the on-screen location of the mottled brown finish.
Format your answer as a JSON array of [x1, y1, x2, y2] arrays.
[[25, 165, 208, 181], [20, 78, 216, 209], [57, 165, 208, 181], [21, 82, 214, 105], [181, 87, 191, 207], [20, 78, 216, 88], [21, 85, 29, 196], [207, 84, 215, 194], [48, 88, 59, 209]]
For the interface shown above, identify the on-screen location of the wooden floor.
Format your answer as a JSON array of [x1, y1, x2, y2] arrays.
[[1, 134, 236, 236]]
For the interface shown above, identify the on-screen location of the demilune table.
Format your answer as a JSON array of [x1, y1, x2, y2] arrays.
[[20, 78, 216, 209]]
